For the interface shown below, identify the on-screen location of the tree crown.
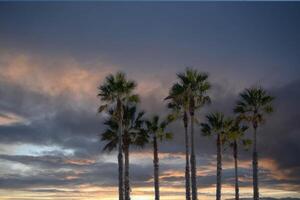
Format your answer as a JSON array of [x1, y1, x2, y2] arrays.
[[201, 112, 233, 142], [101, 105, 147, 152], [98, 71, 139, 114], [234, 86, 274, 127], [145, 115, 173, 142], [177, 68, 211, 111]]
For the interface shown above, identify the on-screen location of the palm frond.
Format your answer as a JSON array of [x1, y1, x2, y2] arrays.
[[234, 86, 274, 126], [98, 104, 108, 113]]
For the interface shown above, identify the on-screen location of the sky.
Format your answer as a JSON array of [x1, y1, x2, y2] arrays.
[[0, 2, 300, 200]]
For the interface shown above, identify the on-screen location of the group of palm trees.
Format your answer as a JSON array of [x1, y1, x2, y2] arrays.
[[97, 68, 274, 200]]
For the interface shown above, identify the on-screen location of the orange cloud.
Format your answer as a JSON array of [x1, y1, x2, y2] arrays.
[[64, 158, 96, 165], [0, 53, 117, 102], [0, 112, 28, 126]]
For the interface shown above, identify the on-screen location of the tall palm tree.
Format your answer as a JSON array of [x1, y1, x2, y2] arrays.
[[226, 119, 250, 200], [201, 112, 233, 200], [234, 87, 274, 200], [98, 72, 139, 200], [145, 115, 172, 200], [101, 105, 148, 200], [177, 68, 211, 200], [165, 83, 191, 200]]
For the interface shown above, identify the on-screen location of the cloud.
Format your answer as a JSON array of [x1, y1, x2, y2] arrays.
[[0, 112, 28, 126], [0, 52, 117, 103], [0, 51, 299, 198]]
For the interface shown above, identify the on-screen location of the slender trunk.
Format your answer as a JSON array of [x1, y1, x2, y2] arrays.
[[253, 124, 259, 200], [216, 134, 222, 200], [153, 135, 160, 200], [233, 140, 239, 200], [190, 109, 198, 200], [184, 112, 191, 200], [117, 100, 124, 200], [124, 144, 130, 200]]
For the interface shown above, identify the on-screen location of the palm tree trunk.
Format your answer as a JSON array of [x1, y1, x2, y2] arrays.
[[216, 134, 222, 200], [124, 144, 130, 200], [190, 111, 198, 200], [253, 124, 259, 200], [117, 100, 124, 200], [233, 140, 239, 200], [184, 112, 191, 200], [153, 135, 160, 200]]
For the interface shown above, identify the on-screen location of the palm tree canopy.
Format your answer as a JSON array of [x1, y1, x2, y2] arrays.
[[101, 105, 148, 152], [145, 115, 173, 142], [201, 112, 233, 141], [225, 119, 251, 149], [176, 68, 211, 110], [98, 72, 139, 114], [234, 87, 274, 126], [165, 83, 189, 122]]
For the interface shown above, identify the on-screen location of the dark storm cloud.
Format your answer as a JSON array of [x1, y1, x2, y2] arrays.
[[0, 164, 117, 189], [259, 80, 300, 175], [0, 154, 91, 169], [0, 77, 50, 118], [0, 2, 299, 195], [1, 71, 300, 191], [0, 78, 103, 157], [0, 155, 120, 189]]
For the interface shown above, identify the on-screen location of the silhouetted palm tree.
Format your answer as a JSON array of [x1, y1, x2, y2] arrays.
[[165, 83, 191, 200], [101, 105, 148, 200], [226, 119, 250, 200], [234, 87, 274, 200], [145, 115, 172, 200], [201, 112, 232, 200], [98, 72, 139, 200], [177, 68, 211, 200]]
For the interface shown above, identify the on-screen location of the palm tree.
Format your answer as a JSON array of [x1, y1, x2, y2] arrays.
[[177, 68, 211, 200], [98, 72, 139, 200], [101, 105, 148, 200], [201, 112, 233, 200], [122, 106, 148, 200], [165, 83, 191, 200], [145, 115, 172, 200], [226, 119, 250, 200], [234, 87, 274, 200]]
